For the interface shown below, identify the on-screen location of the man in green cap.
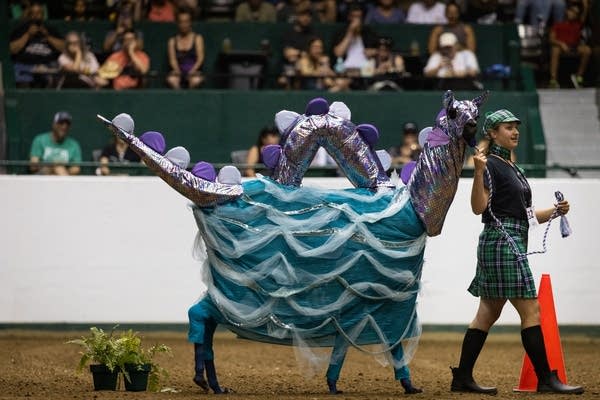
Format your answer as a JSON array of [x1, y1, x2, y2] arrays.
[[29, 111, 82, 175]]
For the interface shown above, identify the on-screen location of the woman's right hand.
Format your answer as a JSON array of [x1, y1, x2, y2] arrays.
[[473, 147, 487, 172]]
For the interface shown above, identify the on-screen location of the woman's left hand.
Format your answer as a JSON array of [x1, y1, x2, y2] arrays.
[[556, 200, 570, 215]]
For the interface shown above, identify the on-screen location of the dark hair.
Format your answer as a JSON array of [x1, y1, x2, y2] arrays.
[[308, 36, 323, 47], [347, 2, 364, 15], [255, 126, 280, 147], [445, 1, 460, 13], [176, 8, 193, 19], [123, 28, 136, 37]]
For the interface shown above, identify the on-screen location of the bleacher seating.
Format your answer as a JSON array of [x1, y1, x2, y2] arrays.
[[1, 16, 548, 175], [2, 20, 521, 90]]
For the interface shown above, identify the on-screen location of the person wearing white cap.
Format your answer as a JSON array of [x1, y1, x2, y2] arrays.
[[29, 111, 82, 175], [424, 32, 479, 79]]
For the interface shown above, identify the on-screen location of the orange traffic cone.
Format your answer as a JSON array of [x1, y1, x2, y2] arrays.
[[514, 274, 568, 392]]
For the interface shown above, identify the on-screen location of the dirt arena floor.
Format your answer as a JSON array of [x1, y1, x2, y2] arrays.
[[0, 330, 598, 400]]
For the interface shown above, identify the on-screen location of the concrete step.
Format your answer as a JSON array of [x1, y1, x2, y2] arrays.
[[538, 88, 598, 105], [539, 88, 600, 170]]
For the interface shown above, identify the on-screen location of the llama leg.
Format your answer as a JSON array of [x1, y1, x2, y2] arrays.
[[325, 335, 349, 394], [391, 344, 422, 394], [188, 300, 212, 392], [193, 343, 209, 392], [203, 319, 230, 394]]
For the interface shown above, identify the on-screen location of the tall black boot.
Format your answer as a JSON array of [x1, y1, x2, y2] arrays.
[[521, 326, 584, 394], [192, 343, 209, 392], [450, 328, 497, 394]]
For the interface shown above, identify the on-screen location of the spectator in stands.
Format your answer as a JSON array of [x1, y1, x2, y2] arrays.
[[515, 0, 565, 26], [29, 111, 82, 176], [173, 0, 200, 18], [97, 136, 141, 175], [427, 3, 476, 54], [9, 0, 48, 20], [388, 122, 421, 166], [462, 0, 498, 24], [166, 9, 205, 89], [147, 0, 177, 21], [245, 126, 281, 177], [548, 4, 591, 88], [406, 0, 447, 24], [372, 36, 405, 74], [96, 29, 150, 90], [332, 4, 378, 78], [336, 0, 369, 22], [9, 2, 65, 88], [103, 11, 144, 54], [366, 36, 405, 90], [107, 0, 143, 23], [64, 0, 95, 21], [313, 0, 337, 22], [235, 0, 277, 22], [296, 37, 338, 90], [569, 0, 589, 22], [364, 0, 406, 24], [277, 0, 315, 23], [424, 32, 479, 82], [278, 4, 315, 88], [57, 31, 100, 89]]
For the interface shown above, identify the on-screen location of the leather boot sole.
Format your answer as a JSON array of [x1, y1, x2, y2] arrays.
[[451, 383, 498, 395]]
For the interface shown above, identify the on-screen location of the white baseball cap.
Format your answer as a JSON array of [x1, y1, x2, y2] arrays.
[[439, 32, 458, 48]]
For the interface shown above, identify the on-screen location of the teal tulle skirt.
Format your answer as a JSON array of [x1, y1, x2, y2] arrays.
[[190, 177, 427, 352]]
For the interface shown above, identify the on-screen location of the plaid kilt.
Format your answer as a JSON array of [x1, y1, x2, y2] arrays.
[[468, 217, 537, 299]]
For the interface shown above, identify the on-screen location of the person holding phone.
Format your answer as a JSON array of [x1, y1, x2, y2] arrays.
[[9, 2, 64, 87]]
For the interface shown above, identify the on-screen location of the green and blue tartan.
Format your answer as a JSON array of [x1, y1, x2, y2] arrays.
[[468, 217, 537, 299]]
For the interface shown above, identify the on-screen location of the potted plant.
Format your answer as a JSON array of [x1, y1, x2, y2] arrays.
[[67, 326, 119, 390], [113, 329, 171, 392], [68, 326, 171, 392]]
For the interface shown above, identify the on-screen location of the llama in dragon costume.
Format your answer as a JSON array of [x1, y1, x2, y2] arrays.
[[98, 90, 487, 394]]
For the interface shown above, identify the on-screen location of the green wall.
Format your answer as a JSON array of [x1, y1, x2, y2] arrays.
[[5, 89, 544, 175]]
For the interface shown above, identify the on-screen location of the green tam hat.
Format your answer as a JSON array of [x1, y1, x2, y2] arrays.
[[482, 109, 521, 135]]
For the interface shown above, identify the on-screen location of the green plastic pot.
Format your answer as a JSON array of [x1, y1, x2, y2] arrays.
[[89, 364, 118, 390], [123, 364, 151, 391]]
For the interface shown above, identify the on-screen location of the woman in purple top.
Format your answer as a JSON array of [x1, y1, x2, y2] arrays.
[[427, 3, 475, 54], [364, 0, 405, 24], [167, 9, 205, 89]]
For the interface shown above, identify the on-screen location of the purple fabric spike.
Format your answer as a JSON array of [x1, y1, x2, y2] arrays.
[[139, 131, 166, 155], [356, 124, 379, 147], [191, 161, 216, 182], [261, 144, 282, 169], [436, 108, 446, 122], [305, 98, 329, 116], [426, 127, 450, 147], [400, 161, 417, 185]]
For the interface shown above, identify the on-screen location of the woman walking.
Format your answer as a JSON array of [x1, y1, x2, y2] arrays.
[[450, 109, 584, 395]]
